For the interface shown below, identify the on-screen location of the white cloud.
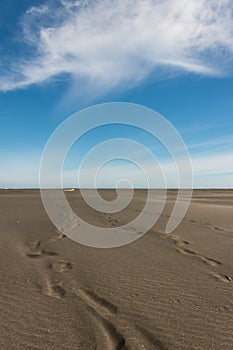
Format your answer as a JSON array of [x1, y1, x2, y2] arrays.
[[1, 149, 232, 188], [192, 151, 233, 177], [61, 150, 233, 188], [1, 0, 233, 93], [187, 134, 233, 151]]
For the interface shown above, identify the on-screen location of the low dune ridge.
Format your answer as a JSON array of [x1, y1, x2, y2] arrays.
[[0, 189, 232, 349]]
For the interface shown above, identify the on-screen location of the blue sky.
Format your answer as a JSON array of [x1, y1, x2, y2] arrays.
[[0, 0, 233, 188]]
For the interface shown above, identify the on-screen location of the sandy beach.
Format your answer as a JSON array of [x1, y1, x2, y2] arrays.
[[0, 189, 232, 349]]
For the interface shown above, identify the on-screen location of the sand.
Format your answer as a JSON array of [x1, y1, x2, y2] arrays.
[[0, 189, 232, 349]]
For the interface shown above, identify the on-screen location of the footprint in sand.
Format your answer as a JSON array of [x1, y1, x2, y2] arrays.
[[74, 288, 126, 349], [134, 325, 168, 350], [25, 235, 72, 302], [122, 227, 143, 235], [88, 309, 126, 350], [44, 280, 66, 299], [172, 235, 190, 248], [47, 229, 66, 243], [76, 288, 118, 315], [26, 233, 165, 348], [109, 219, 119, 227], [104, 214, 120, 227], [51, 284, 66, 299], [201, 256, 222, 267], [25, 240, 58, 259], [74, 287, 167, 349], [48, 261, 72, 273], [176, 246, 222, 267], [27, 240, 43, 251], [171, 233, 222, 267], [211, 273, 232, 283], [214, 226, 223, 231]]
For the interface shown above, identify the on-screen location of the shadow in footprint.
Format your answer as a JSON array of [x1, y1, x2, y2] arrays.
[[135, 325, 169, 350], [88, 307, 127, 350], [77, 288, 118, 315], [52, 285, 66, 298], [25, 240, 58, 259], [176, 247, 222, 267], [48, 261, 72, 273], [211, 273, 232, 283], [44, 281, 66, 299]]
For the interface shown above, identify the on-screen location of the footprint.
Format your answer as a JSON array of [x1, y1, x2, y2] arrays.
[[88, 308, 126, 350], [48, 231, 66, 243], [182, 240, 190, 245], [26, 240, 43, 252], [26, 251, 58, 258], [42, 273, 67, 299], [73, 286, 126, 349], [45, 282, 66, 299], [134, 325, 168, 350], [48, 261, 72, 273], [103, 213, 120, 227], [123, 227, 143, 235], [76, 288, 118, 315], [172, 235, 190, 248], [179, 248, 196, 256], [43, 250, 58, 256], [25, 240, 43, 258], [177, 247, 222, 267], [211, 273, 232, 283], [26, 253, 43, 258], [109, 219, 119, 227], [201, 256, 222, 267], [51, 284, 66, 298], [204, 222, 212, 226], [75, 287, 166, 349], [25, 241, 58, 259]]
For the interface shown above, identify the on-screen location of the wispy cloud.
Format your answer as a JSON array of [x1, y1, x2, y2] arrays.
[[1, 148, 232, 188], [187, 134, 233, 152], [61, 150, 233, 188], [1, 0, 233, 94]]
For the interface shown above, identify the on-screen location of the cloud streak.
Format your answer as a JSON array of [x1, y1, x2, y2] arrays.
[[1, 148, 232, 188], [1, 0, 233, 93]]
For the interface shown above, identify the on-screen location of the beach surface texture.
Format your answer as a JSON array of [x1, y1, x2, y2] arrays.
[[0, 189, 232, 349]]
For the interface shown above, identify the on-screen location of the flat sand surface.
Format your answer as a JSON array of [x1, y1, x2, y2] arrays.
[[0, 189, 233, 349]]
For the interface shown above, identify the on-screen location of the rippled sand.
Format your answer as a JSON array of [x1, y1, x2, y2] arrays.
[[0, 189, 232, 349]]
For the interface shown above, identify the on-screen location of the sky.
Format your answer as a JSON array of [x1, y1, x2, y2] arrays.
[[0, 0, 233, 188]]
